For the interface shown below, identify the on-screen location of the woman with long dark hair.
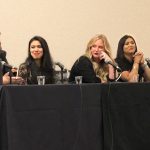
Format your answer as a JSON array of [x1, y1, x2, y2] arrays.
[[18, 36, 55, 84], [115, 35, 150, 82]]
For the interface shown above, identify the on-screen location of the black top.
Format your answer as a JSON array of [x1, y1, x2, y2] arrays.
[[115, 57, 144, 82], [69, 56, 101, 83], [0, 50, 8, 63], [18, 62, 54, 84], [0, 50, 11, 74]]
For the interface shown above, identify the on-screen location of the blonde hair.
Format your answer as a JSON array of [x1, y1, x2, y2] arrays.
[[84, 34, 113, 82]]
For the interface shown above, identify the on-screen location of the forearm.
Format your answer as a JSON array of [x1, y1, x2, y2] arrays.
[[120, 62, 139, 82], [108, 64, 115, 80], [128, 62, 139, 80]]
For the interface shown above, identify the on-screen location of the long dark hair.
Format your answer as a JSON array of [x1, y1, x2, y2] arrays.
[[116, 35, 137, 59], [25, 36, 54, 73]]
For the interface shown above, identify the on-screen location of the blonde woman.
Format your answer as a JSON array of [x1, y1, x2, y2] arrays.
[[69, 34, 115, 83]]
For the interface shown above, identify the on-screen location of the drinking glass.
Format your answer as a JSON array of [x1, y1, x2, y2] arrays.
[[75, 76, 82, 84], [37, 76, 45, 85]]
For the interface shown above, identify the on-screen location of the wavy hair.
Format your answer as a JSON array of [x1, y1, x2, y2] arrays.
[[84, 34, 113, 82]]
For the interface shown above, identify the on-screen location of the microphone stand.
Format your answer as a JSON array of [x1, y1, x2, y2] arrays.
[[60, 67, 64, 83], [108, 62, 122, 82], [145, 58, 150, 68], [106, 61, 122, 82], [55, 62, 64, 83], [9, 70, 13, 84], [114, 67, 122, 82], [0, 60, 3, 84], [115, 72, 122, 82]]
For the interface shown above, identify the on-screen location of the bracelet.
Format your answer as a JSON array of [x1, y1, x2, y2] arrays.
[[134, 62, 139, 64]]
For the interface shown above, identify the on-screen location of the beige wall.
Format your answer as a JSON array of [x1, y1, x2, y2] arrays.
[[1, 0, 150, 69]]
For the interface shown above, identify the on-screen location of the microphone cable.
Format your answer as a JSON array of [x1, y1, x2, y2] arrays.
[[105, 82, 114, 150]]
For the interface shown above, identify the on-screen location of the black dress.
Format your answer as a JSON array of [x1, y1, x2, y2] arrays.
[[69, 56, 101, 83]]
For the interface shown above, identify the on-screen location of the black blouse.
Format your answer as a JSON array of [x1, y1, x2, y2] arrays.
[[115, 57, 144, 82], [18, 62, 54, 84], [69, 56, 101, 83]]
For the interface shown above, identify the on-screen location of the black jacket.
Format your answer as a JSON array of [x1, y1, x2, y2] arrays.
[[0, 50, 10, 74], [0, 50, 8, 63]]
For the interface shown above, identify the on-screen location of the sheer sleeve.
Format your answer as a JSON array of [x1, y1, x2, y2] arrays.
[[18, 63, 28, 79]]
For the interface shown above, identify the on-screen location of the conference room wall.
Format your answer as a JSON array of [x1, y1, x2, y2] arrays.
[[1, 0, 150, 70]]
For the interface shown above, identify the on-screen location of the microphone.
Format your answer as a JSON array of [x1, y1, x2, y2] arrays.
[[1, 61, 13, 69], [105, 60, 122, 72], [55, 62, 64, 69], [145, 58, 150, 67]]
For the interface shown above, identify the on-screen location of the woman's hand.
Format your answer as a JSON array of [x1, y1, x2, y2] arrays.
[[11, 76, 25, 85], [133, 51, 143, 64], [137, 51, 145, 66], [129, 73, 139, 82], [2, 72, 25, 85], [3, 72, 11, 84], [99, 51, 112, 62]]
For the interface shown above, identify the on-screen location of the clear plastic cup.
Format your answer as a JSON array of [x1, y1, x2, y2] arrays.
[[75, 76, 82, 84], [37, 76, 45, 85]]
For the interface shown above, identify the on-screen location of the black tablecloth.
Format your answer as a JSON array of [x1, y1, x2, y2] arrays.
[[102, 82, 150, 150], [0, 84, 103, 150], [1, 83, 150, 150]]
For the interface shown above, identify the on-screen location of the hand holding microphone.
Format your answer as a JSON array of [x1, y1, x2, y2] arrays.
[[1, 61, 13, 69], [0, 60, 18, 75], [99, 51, 122, 72], [99, 51, 112, 62]]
